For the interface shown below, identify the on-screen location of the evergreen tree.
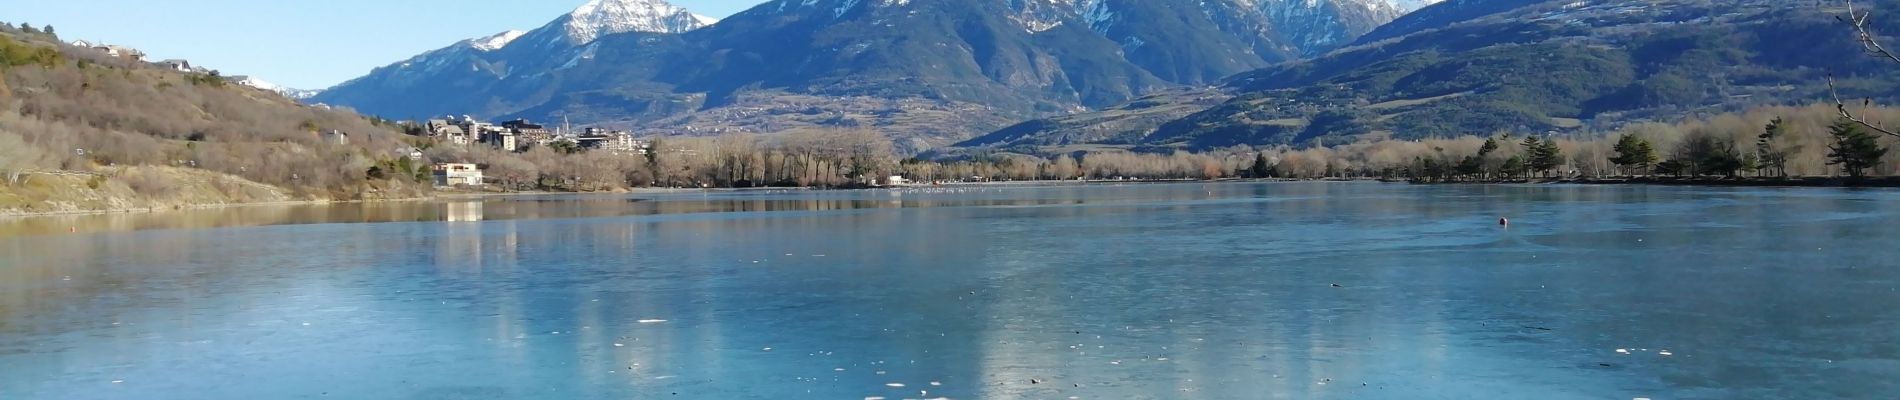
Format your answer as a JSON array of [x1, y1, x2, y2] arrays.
[[1699, 147, 1743, 177], [1656, 159, 1688, 177], [42, 25, 54, 37], [19, 24, 34, 34], [1610, 134, 1658, 175], [1476, 137, 1501, 178], [1249, 153, 1271, 178], [1757, 117, 1792, 177], [645, 138, 664, 167], [1532, 138, 1564, 176], [1500, 156, 1526, 178], [1520, 136, 1540, 176], [1521, 136, 1562, 177], [1827, 119, 1889, 178], [1679, 135, 1743, 177], [1455, 156, 1483, 179]]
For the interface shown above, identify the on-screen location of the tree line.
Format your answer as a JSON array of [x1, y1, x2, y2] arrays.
[[1247, 104, 1896, 182]]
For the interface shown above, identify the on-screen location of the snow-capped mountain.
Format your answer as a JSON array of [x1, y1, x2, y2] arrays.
[[314, 0, 714, 113], [559, 0, 715, 44], [315, 0, 1442, 151], [327, 0, 714, 87], [233, 76, 320, 100]]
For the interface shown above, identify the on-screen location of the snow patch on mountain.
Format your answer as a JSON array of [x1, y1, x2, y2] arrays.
[[832, 0, 863, 17], [1077, 0, 1114, 33], [1388, 0, 1447, 11], [471, 30, 527, 51], [1008, 0, 1077, 33], [559, 43, 602, 71]]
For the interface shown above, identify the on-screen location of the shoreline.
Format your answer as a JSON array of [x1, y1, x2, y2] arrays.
[[0, 196, 434, 219], [1405, 176, 1900, 188], [0, 187, 731, 219], [5, 176, 1891, 218]]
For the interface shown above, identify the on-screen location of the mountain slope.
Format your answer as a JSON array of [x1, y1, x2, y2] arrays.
[[1, 27, 430, 213], [311, 0, 714, 119], [1351, 0, 1539, 45], [315, 0, 1436, 152], [940, 0, 1900, 153]]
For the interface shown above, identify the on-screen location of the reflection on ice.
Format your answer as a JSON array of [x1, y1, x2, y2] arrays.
[[2, 183, 1899, 399]]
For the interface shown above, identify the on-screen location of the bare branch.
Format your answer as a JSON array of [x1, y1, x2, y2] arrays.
[[1831, 0, 1900, 137], [1845, 0, 1900, 65], [1829, 74, 1898, 137]]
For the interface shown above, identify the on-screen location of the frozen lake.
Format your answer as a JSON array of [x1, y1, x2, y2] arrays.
[[3, 182, 1898, 399]]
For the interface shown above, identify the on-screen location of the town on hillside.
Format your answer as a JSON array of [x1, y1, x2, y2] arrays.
[[415, 115, 654, 188], [420, 116, 648, 155]]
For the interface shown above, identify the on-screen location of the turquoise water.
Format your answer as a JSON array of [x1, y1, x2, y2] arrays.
[[3, 182, 1899, 399]]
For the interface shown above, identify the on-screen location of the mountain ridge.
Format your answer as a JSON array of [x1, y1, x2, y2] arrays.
[[312, 0, 1438, 152], [934, 0, 1900, 156]]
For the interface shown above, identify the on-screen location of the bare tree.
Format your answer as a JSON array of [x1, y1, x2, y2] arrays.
[[0, 130, 43, 185], [1830, 0, 1900, 137]]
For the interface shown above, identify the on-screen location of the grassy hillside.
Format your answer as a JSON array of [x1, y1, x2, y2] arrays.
[[0, 25, 429, 214]]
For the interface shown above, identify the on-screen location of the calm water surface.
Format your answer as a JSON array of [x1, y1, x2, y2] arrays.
[[2, 182, 1898, 399]]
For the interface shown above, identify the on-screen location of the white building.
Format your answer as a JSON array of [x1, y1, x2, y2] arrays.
[[433, 163, 484, 186], [324, 130, 349, 146], [157, 59, 193, 72]]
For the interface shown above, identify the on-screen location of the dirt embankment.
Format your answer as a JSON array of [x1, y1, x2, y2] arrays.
[[0, 166, 427, 216]]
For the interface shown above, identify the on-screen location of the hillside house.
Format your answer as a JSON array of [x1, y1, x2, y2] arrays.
[[158, 59, 192, 72], [324, 130, 349, 146], [95, 45, 145, 61], [424, 119, 454, 135], [426, 119, 475, 145], [433, 163, 484, 186], [442, 125, 471, 145]]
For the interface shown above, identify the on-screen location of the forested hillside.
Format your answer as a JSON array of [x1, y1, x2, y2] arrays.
[[1165, 0, 1900, 147]]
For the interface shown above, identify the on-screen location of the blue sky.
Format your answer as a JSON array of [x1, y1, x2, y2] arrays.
[[9, 0, 761, 89]]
